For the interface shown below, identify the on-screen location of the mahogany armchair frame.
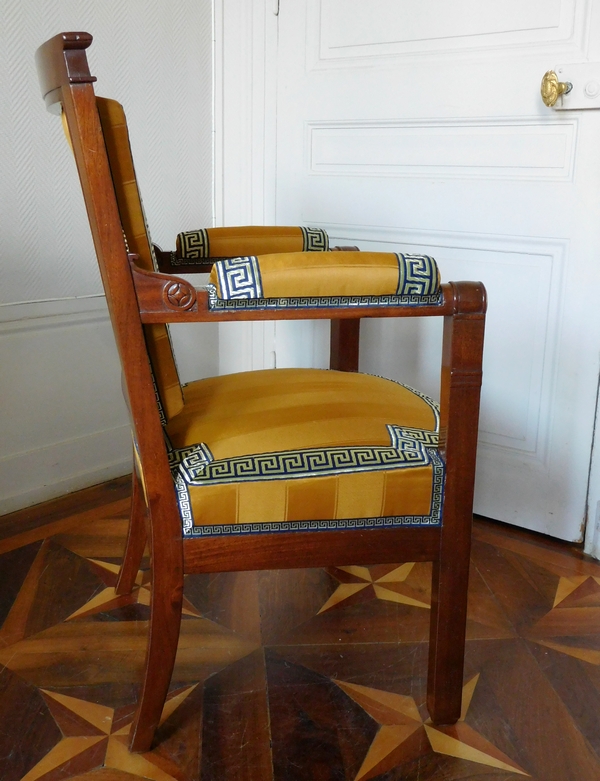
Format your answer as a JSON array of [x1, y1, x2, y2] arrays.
[[36, 32, 486, 754]]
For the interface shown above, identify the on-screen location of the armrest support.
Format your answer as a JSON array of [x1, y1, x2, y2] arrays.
[[428, 280, 485, 711], [330, 320, 360, 372], [439, 280, 486, 459], [129, 254, 198, 313]]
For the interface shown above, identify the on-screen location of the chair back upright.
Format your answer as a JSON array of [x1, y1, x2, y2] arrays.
[[36, 32, 182, 547]]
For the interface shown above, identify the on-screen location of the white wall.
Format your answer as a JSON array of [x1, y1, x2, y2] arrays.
[[0, 1, 215, 514]]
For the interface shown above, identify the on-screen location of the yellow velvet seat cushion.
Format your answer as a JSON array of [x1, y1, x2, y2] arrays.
[[165, 369, 443, 535]]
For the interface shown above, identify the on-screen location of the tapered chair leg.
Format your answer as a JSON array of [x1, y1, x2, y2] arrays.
[[128, 537, 184, 752], [115, 469, 147, 596], [426, 543, 471, 725]]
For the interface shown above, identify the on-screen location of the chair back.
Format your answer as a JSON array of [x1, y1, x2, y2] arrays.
[[95, 97, 184, 420], [36, 32, 179, 531]]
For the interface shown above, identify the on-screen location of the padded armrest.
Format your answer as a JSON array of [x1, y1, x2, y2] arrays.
[[208, 251, 440, 301], [176, 226, 329, 260]]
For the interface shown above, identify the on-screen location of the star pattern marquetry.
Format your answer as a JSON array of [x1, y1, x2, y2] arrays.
[[553, 575, 600, 608], [319, 563, 431, 613], [528, 573, 600, 665], [20, 685, 199, 781], [1, 503, 600, 779], [335, 675, 529, 780], [66, 558, 202, 620]]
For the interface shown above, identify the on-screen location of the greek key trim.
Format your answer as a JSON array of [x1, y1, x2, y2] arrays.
[[206, 284, 443, 311], [179, 449, 444, 537]]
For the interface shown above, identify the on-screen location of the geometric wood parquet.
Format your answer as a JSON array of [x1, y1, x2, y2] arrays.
[[335, 675, 529, 778], [1, 478, 600, 780]]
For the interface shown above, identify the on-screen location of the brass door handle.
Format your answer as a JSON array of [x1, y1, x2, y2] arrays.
[[541, 70, 573, 107]]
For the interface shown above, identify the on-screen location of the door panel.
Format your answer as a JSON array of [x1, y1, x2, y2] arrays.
[[274, 0, 600, 539], [310, 0, 585, 60]]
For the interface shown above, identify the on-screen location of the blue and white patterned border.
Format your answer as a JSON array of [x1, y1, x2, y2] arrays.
[[396, 254, 439, 296], [173, 438, 435, 488], [207, 284, 443, 311], [178, 448, 444, 537], [177, 228, 210, 260], [168, 417, 439, 488], [215, 256, 263, 299], [301, 227, 329, 252]]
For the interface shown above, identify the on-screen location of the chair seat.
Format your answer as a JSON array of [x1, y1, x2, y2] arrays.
[[165, 368, 444, 536]]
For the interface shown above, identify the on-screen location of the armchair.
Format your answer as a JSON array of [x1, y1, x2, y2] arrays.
[[35, 32, 486, 755]]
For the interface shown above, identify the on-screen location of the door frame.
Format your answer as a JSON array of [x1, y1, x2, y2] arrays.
[[585, 376, 600, 557], [214, 0, 279, 374]]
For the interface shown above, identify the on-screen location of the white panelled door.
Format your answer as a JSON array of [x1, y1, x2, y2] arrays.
[[273, 0, 600, 540]]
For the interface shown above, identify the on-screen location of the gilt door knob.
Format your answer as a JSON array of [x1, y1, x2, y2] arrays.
[[541, 70, 573, 107]]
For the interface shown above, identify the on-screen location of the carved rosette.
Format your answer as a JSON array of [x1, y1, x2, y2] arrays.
[[163, 280, 196, 311]]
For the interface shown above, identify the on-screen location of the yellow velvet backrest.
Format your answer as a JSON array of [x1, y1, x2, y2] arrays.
[[95, 97, 184, 420]]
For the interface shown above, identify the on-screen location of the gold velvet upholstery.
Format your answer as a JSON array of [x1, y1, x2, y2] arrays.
[[209, 251, 440, 300], [177, 225, 329, 259], [166, 368, 441, 533], [96, 97, 184, 420]]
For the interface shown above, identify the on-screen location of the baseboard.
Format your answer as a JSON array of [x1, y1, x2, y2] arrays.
[[0, 425, 132, 516]]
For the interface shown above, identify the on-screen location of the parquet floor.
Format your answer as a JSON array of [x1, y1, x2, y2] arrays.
[[1, 477, 600, 780]]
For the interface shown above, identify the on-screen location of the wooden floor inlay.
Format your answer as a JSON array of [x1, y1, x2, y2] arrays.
[[1, 484, 600, 780]]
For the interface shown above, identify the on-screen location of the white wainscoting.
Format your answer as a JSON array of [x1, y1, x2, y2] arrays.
[[0, 298, 131, 514], [0, 298, 220, 515], [0, 1, 214, 513]]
